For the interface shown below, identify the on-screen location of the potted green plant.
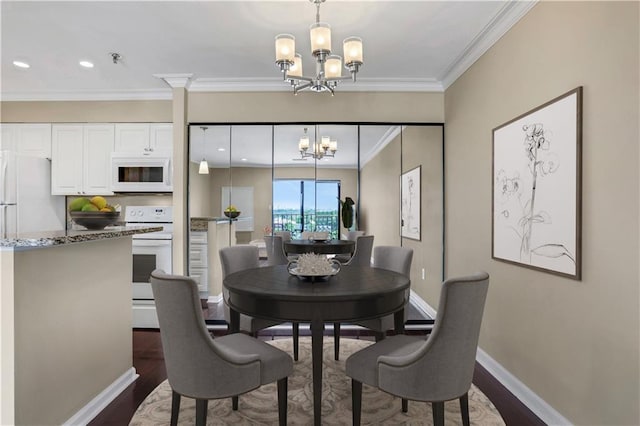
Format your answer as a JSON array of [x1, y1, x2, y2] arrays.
[[339, 197, 355, 230]]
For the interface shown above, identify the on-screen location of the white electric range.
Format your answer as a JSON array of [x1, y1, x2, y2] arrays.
[[125, 205, 173, 328]]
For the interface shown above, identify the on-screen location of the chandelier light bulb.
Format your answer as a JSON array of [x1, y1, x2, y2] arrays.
[[275, 34, 296, 63], [310, 22, 331, 54], [325, 55, 342, 78], [343, 36, 363, 66], [199, 159, 209, 174], [289, 54, 303, 78]]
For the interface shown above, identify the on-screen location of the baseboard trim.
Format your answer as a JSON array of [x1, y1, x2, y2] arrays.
[[410, 291, 571, 426], [208, 294, 223, 304], [475, 349, 572, 426], [63, 367, 139, 426]]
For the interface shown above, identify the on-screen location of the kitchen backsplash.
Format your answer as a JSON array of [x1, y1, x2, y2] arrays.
[[66, 194, 173, 229]]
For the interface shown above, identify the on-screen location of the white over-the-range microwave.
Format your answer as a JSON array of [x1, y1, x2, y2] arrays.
[[111, 152, 173, 193]]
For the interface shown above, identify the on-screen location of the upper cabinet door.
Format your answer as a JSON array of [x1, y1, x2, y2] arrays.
[[51, 125, 84, 195], [150, 124, 173, 152], [0, 124, 52, 158], [114, 124, 150, 152], [16, 124, 52, 158], [83, 124, 115, 195]]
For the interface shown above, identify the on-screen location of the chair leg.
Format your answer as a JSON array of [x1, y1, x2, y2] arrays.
[[460, 393, 470, 426], [402, 398, 408, 413], [195, 399, 208, 426], [432, 401, 445, 426], [277, 377, 288, 426], [352, 379, 362, 426], [170, 390, 180, 426], [292, 322, 299, 361], [334, 322, 341, 360], [232, 395, 239, 410]]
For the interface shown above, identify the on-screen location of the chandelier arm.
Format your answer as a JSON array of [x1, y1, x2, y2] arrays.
[[294, 81, 313, 94], [290, 75, 314, 83]]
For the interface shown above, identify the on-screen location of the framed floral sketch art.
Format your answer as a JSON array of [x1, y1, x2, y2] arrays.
[[492, 87, 582, 279], [401, 166, 421, 240]]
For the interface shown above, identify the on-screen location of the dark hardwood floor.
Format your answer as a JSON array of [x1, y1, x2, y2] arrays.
[[90, 324, 545, 426]]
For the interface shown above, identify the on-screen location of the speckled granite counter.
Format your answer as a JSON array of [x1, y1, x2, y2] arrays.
[[0, 225, 162, 249], [190, 217, 233, 232]]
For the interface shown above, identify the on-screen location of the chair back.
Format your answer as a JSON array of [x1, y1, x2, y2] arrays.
[[346, 235, 374, 266], [378, 272, 489, 401], [372, 246, 413, 277], [274, 231, 291, 242], [264, 235, 289, 266], [219, 245, 260, 278], [342, 230, 365, 241], [151, 269, 248, 398]]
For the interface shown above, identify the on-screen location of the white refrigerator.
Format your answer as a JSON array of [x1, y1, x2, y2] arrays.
[[0, 150, 66, 236]]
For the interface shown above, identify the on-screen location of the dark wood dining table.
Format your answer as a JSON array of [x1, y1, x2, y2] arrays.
[[223, 264, 410, 426], [283, 238, 355, 255]]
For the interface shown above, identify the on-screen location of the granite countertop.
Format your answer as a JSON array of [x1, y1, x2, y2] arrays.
[[190, 217, 235, 231], [0, 225, 163, 249]]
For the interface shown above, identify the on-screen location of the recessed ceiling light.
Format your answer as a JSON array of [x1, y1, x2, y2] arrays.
[[12, 60, 30, 69], [79, 60, 94, 68], [241, 158, 248, 161], [218, 148, 226, 152]]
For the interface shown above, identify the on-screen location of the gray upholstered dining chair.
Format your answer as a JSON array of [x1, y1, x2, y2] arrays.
[[332, 235, 375, 360], [262, 236, 302, 360], [353, 246, 413, 341], [220, 246, 299, 359], [150, 269, 293, 426], [345, 272, 490, 426]]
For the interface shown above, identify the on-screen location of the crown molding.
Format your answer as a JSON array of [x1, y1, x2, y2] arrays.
[[0, 89, 173, 102], [440, 0, 538, 89]]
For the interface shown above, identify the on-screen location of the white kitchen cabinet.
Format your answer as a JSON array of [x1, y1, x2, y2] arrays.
[[114, 123, 172, 154], [51, 124, 114, 196], [0, 123, 52, 158]]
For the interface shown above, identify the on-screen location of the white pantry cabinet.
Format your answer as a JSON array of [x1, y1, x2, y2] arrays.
[[51, 124, 115, 196], [114, 123, 172, 154], [0, 123, 52, 158]]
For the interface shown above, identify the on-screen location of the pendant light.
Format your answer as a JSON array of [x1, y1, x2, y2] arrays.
[[199, 126, 209, 174]]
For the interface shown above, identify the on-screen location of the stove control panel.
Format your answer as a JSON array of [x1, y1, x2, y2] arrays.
[[125, 206, 173, 223]]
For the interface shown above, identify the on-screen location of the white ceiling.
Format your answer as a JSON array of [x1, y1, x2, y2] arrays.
[[1, 1, 535, 101]]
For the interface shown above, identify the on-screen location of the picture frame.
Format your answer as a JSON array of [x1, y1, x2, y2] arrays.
[[401, 165, 421, 240], [492, 87, 582, 279]]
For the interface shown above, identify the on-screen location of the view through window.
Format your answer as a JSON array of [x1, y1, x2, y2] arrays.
[[273, 179, 340, 239]]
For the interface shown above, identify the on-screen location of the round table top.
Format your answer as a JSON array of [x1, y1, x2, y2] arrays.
[[284, 239, 355, 255], [224, 264, 410, 322]]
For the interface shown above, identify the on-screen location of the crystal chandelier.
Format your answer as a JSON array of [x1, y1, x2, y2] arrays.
[[297, 127, 337, 160], [274, 0, 364, 95]]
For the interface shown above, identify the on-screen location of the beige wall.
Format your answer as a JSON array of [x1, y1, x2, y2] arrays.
[[188, 92, 444, 123], [444, 2, 639, 425], [401, 126, 444, 301], [0, 100, 172, 123]]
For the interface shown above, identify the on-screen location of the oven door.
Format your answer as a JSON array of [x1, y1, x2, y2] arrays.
[[132, 238, 172, 299]]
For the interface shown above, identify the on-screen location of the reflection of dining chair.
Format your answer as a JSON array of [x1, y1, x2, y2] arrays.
[[264, 236, 289, 266], [220, 245, 301, 360], [354, 246, 413, 340], [346, 272, 490, 426], [332, 235, 374, 360], [335, 231, 365, 263], [150, 269, 293, 426], [274, 231, 291, 242], [345, 235, 374, 266]]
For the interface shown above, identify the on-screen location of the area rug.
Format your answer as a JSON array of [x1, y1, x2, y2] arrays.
[[130, 337, 504, 425]]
